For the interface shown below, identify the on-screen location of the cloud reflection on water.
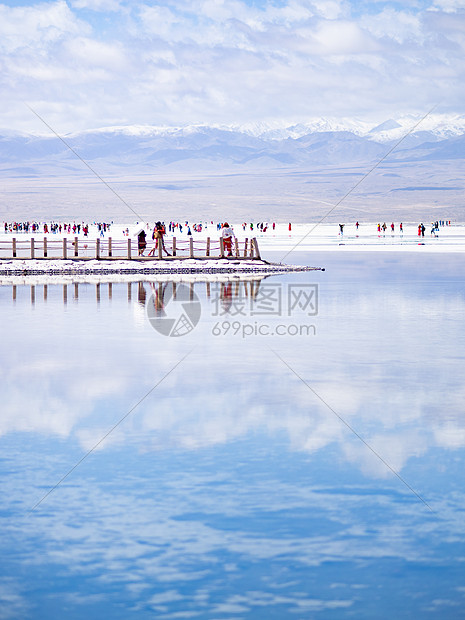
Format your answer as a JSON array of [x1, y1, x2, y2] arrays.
[[0, 261, 464, 483]]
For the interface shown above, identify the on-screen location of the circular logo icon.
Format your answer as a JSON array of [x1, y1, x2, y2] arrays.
[[147, 282, 201, 337]]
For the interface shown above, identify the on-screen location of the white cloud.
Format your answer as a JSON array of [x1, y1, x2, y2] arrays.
[[310, 20, 377, 54], [0, 0, 464, 131], [70, 0, 123, 10], [431, 0, 465, 11], [0, 1, 87, 52], [361, 8, 423, 43], [310, 0, 348, 19], [64, 36, 128, 69]]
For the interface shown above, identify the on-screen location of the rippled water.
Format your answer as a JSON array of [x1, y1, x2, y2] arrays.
[[1, 251, 465, 619]]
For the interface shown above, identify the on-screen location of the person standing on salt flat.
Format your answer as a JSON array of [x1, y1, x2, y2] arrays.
[[221, 222, 235, 257], [137, 229, 147, 256], [149, 221, 171, 256]]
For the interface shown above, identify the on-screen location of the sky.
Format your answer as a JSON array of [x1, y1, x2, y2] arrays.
[[1, 0, 465, 134]]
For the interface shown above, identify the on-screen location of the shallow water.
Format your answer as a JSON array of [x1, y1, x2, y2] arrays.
[[1, 251, 465, 619]]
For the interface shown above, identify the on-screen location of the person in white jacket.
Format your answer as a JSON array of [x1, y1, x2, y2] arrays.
[[221, 222, 235, 256]]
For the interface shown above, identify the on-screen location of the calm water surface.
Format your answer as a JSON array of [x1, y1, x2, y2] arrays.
[[1, 251, 465, 619]]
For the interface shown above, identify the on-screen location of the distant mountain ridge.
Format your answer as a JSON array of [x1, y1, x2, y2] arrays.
[[1, 115, 465, 173]]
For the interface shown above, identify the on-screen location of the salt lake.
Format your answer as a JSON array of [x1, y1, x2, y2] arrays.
[[1, 250, 464, 619]]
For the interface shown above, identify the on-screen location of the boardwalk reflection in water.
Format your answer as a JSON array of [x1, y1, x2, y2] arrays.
[[7, 276, 265, 311]]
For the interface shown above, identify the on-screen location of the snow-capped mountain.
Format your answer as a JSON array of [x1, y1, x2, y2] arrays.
[[1, 114, 465, 173]]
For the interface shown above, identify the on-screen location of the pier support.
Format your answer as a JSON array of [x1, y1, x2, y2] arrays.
[[253, 238, 261, 260]]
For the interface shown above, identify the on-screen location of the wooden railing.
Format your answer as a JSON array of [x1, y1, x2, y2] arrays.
[[0, 236, 261, 260]]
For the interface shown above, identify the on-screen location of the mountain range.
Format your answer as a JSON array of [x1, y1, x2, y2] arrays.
[[1, 116, 465, 175]]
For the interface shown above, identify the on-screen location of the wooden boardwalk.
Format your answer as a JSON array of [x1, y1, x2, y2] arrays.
[[0, 236, 261, 261]]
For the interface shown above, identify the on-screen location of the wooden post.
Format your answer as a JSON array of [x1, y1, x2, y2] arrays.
[[108, 283, 112, 299], [253, 280, 261, 300], [63, 237, 67, 259], [206, 282, 211, 298], [173, 282, 177, 300], [30, 238, 35, 259], [12, 285, 16, 302], [96, 283, 101, 303], [189, 283, 194, 301], [96, 238, 100, 259], [172, 237, 176, 256], [63, 285, 67, 304], [43, 285, 48, 301], [127, 282, 132, 302], [43, 237, 47, 258], [31, 285, 35, 304], [243, 238, 248, 257], [206, 237, 210, 257], [252, 237, 261, 260], [220, 237, 225, 258], [235, 237, 239, 257], [189, 237, 194, 258], [127, 238, 132, 259], [74, 236, 78, 257], [12, 237, 16, 258], [74, 283, 79, 299], [108, 237, 112, 257], [158, 238, 163, 259]]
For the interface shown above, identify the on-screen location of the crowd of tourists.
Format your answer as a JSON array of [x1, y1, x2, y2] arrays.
[[3, 221, 112, 236], [336, 220, 453, 236], [137, 221, 239, 257]]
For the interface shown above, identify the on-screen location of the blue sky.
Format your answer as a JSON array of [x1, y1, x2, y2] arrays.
[[1, 0, 465, 133]]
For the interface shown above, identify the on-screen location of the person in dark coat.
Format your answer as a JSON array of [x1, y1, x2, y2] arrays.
[[138, 229, 147, 255]]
